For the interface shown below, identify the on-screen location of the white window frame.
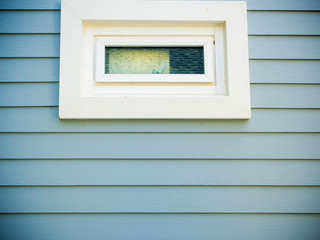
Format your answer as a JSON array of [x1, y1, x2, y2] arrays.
[[59, 0, 251, 119], [95, 36, 215, 83]]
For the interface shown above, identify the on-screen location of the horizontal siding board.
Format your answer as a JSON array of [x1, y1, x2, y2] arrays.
[[1, 0, 320, 11], [2, 11, 320, 36], [0, 186, 319, 213], [0, 11, 60, 34], [1, 59, 319, 84], [0, 0, 61, 10], [0, 83, 58, 106], [243, 0, 320, 11], [0, 58, 59, 82], [251, 84, 320, 109], [249, 36, 320, 60], [0, 35, 60, 58], [0, 133, 319, 159], [1, 214, 320, 240], [250, 60, 320, 84], [1, 35, 319, 59], [1, 83, 319, 108], [1, 108, 320, 133], [248, 12, 320, 36], [0, 160, 319, 186]]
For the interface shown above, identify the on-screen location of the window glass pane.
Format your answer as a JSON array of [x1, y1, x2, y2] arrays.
[[105, 47, 204, 74]]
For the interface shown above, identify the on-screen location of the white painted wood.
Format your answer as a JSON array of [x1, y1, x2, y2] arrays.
[[89, 24, 219, 96], [69, 0, 244, 22], [59, 0, 251, 119], [215, 27, 226, 94]]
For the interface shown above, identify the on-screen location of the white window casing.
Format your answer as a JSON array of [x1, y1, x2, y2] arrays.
[[59, 0, 251, 119]]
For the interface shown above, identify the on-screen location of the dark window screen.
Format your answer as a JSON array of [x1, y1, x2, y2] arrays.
[[105, 47, 204, 74]]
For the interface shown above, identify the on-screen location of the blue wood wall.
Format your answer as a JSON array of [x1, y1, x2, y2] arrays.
[[0, 0, 320, 239]]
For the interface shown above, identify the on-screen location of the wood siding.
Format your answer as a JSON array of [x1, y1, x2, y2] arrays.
[[0, 0, 320, 239]]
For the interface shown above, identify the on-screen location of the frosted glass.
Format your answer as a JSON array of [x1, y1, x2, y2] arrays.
[[105, 47, 204, 74]]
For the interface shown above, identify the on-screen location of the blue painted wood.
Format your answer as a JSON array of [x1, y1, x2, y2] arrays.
[[0, 58, 59, 82], [0, 0, 61, 10], [1, 59, 318, 84], [1, 35, 320, 59], [0, 133, 319, 159], [0, 11, 60, 33], [0, 186, 319, 213], [251, 84, 320, 109], [249, 36, 320, 59], [0, 83, 58, 106], [248, 12, 320, 36], [0, 34, 60, 57], [1, 214, 320, 240], [1, 83, 319, 108], [1, 108, 320, 133], [243, 0, 320, 11], [1, 0, 320, 11], [0, 160, 319, 186], [250, 60, 320, 84]]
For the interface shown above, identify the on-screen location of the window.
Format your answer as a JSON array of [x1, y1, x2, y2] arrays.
[[95, 36, 214, 83], [59, 0, 251, 119], [105, 47, 204, 75]]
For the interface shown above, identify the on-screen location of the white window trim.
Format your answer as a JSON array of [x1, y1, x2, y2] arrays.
[[59, 0, 251, 119], [95, 36, 215, 83]]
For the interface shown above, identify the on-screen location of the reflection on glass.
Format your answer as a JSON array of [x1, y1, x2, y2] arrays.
[[105, 47, 204, 74]]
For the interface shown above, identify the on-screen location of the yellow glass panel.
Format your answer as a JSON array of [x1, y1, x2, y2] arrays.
[[107, 48, 170, 74]]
